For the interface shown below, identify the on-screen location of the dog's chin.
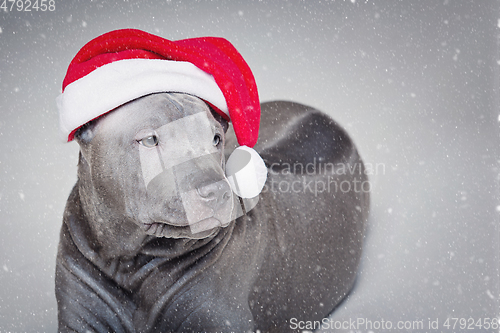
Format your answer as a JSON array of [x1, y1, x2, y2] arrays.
[[141, 217, 224, 239]]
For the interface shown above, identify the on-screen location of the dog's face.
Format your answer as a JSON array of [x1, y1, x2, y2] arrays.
[[75, 93, 237, 239]]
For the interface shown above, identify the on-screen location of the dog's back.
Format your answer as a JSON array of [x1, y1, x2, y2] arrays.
[[226, 101, 369, 330]]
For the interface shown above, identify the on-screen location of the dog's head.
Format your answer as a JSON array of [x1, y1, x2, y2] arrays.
[[75, 92, 238, 239]]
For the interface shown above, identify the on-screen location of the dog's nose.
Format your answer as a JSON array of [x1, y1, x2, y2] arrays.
[[196, 180, 231, 207]]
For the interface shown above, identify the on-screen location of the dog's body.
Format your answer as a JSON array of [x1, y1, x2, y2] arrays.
[[55, 93, 369, 332]]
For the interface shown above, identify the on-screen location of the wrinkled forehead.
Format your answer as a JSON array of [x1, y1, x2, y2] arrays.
[[97, 92, 213, 137]]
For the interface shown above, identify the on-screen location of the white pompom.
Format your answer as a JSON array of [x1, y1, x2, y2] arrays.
[[226, 146, 267, 198]]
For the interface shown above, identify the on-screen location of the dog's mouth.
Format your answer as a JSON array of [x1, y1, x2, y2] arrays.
[[142, 217, 223, 239]]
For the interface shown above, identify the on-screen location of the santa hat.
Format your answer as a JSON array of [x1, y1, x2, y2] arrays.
[[56, 29, 267, 198]]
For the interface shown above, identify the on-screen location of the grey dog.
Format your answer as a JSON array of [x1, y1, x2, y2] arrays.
[[55, 92, 369, 332]]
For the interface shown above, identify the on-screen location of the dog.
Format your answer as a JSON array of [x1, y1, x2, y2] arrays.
[[55, 92, 369, 332]]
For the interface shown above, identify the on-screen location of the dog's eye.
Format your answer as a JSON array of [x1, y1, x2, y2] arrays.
[[139, 135, 159, 148], [213, 134, 221, 147]]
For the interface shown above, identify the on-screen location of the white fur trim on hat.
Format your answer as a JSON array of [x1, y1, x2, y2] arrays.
[[56, 58, 229, 141]]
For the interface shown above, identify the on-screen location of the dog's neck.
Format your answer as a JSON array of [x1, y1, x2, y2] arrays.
[[63, 180, 233, 303]]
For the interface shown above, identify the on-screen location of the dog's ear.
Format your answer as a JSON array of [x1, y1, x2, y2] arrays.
[[74, 120, 98, 145], [74, 119, 100, 164], [208, 106, 229, 133]]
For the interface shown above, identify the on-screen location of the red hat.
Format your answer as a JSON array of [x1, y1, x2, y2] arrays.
[[57, 28, 260, 147], [57, 29, 267, 198]]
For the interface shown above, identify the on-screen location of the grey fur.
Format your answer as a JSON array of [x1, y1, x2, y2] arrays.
[[55, 92, 369, 332]]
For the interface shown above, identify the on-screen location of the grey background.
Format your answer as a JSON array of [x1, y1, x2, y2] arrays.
[[1, 0, 499, 331]]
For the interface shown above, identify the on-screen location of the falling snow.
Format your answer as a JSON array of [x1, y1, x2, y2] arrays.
[[0, 1, 498, 331]]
